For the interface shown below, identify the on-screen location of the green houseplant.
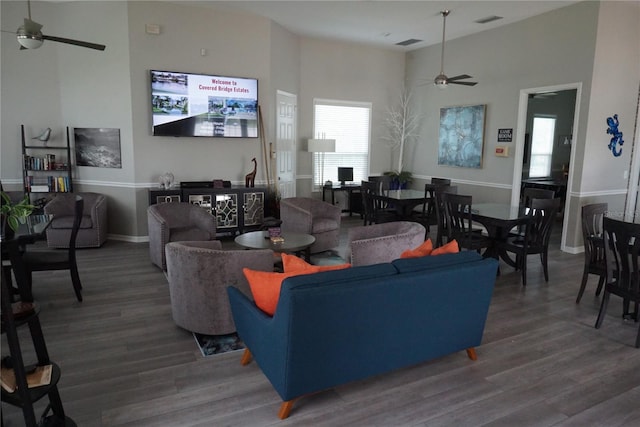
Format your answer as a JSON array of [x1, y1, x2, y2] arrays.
[[383, 170, 413, 189], [1, 191, 34, 238]]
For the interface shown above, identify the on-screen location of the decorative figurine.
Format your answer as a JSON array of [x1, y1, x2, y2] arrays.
[[159, 172, 175, 189], [245, 158, 257, 187], [606, 114, 624, 157], [32, 127, 52, 144]]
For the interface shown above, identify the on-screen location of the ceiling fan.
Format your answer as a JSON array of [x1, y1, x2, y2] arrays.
[[2, 0, 105, 51], [434, 10, 477, 88]]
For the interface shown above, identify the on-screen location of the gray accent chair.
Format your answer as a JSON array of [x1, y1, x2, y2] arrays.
[[279, 197, 341, 254], [147, 202, 217, 270], [346, 221, 426, 266], [165, 240, 274, 335], [44, 192, 108, 249]]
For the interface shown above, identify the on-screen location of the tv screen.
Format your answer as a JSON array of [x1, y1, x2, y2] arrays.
[[150, 70, 258, 138], [338, 167, 354, 184]]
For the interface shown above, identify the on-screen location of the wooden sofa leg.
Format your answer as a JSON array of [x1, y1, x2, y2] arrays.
[[240, 348, 252, 366], [278, 399, 296, 419], [466, 348, 478, 361]]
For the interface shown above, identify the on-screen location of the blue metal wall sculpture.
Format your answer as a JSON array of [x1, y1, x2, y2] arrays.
[[606, 114, 624, 157]]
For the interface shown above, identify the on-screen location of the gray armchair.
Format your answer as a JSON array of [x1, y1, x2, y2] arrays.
[[147, 202, 217, 270], [279, 197, 341, 254], [165, 240, 274, 335], [45, 192, 108, 248], [346, 221, 426, 266]]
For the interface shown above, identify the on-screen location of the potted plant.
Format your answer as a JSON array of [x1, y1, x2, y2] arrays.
[[1, 191, 34, 240], [383, 170, 413, 189]]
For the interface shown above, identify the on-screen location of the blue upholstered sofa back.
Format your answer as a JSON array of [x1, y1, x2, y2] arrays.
[[228, 251, 498, 402]]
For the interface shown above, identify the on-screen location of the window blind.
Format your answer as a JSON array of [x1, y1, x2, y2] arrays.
[[312, 100, 371, 189]]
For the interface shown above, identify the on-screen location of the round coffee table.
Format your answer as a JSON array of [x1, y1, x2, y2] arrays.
[[234, 230, 316, 261]]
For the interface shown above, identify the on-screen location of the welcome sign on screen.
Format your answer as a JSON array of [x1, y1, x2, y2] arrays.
[[150, 70, 258, 138]]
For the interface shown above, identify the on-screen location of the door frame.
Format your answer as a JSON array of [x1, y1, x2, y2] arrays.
[[511, 82, 582, 252], [275, 89, 298, 198]]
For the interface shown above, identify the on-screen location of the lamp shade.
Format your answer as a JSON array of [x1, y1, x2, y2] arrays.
[[307, 138, 336, 153]]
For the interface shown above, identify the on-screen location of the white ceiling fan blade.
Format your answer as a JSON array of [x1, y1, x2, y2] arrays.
[[42, 34, 106, 51]]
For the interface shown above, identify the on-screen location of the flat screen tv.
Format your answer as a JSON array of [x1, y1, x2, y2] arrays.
[[150, 69, 258, 138]]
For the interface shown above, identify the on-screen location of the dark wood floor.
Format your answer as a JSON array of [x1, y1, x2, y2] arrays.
[[2, 216, 639, 426]]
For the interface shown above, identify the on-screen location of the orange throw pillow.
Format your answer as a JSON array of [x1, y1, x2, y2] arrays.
[[281, 253, 351, 273], [400, 238, 433, 258], [245, 257, 350, 316], [243, 269, 300, 316], [431, 239, 459, 256]]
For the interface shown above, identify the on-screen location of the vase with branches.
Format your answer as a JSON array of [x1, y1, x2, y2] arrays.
[[381, 88, 420, 188]]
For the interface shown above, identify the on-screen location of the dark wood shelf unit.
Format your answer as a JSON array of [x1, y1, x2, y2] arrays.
[[21, 125, 74, 203]]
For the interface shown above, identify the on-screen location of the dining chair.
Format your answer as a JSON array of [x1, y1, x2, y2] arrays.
[[510, 187, 556, 240], [594, 216, 640, 348], [412, 183, 448, 240], [361, 180, 396, 225], [368, 175, 392, 193], [499, 197, 561, 286], [576, 203, 608, 303], [431, 177, 451, 186], [21, 195, 84, 301], [434, 185, 457, 246], [441, 193, 492, 253]]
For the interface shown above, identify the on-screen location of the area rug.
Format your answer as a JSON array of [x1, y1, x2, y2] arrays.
[[193, 332, 245, 357]]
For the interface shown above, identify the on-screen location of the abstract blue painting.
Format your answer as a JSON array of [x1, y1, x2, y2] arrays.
[[438, 104, 486, 168]]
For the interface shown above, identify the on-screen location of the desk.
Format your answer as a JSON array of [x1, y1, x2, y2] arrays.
[[375, 189, 428, 219], [322, 184, 362, 216], [471, 203, 529, 266], [235, 230, 316, 262]]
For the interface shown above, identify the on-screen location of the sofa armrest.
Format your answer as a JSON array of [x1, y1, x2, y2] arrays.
[[90, 195, 108, 237], [281, 202, 312, 234], [314, 200, 341, 221]]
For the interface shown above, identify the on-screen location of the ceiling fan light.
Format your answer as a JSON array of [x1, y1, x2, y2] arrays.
[[434, 74, 448, 89], [17, 26, 43, 49]]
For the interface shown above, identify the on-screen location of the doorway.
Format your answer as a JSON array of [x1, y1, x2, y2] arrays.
[[276, 90, 297, 199], [511, 83, 582, 252]]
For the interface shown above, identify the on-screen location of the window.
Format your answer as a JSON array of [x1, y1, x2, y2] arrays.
[[529, 116, 556, 178], [312, 99, 371, 189]]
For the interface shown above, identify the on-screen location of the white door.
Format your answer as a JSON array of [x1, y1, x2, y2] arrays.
[[276, 90, 297, 198]]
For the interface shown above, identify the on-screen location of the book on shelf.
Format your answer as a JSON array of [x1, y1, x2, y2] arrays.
[[0, 364, 52, 393]]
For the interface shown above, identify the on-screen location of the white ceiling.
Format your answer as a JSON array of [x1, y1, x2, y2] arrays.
[[187, 1, 580, 51]]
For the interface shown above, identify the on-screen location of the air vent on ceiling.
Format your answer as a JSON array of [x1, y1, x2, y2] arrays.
[[396, 38, 422, 47], [474, 15, 503, 24]]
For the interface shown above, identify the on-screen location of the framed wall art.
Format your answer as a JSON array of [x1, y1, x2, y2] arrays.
[[438, 104, 486, 169], [74, 127, 122, 168]]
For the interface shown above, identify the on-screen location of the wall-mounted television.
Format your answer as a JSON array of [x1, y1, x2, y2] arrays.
[[150, 69, 258, 138]]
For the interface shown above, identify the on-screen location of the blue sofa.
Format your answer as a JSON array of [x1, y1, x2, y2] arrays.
[[227, 251, 499, 419]]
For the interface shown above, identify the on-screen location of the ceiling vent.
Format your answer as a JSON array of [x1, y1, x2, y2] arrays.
[[395, 38, 422, 47], [474, 15, 503, 24]]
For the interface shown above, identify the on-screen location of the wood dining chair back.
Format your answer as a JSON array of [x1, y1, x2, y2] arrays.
[[431, 177, 451, 186], [521, 187, 555, 208], [360, 181, 376, 225], [441, 193, 491, 253], [595, 216, 640, 348], [415, 183, 449, 241], [434, 185, 457, 246], [368, 175, 392, 193], [499, 197, 561, 286], [22, 195, 84, 301], [361, 180, 396, 225], [576, 203, 608, 303]]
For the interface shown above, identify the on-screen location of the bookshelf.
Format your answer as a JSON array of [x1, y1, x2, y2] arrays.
[[21, 125, 73, 203]]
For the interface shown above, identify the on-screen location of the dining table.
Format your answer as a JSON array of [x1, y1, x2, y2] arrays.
[[470, 203, 530, 266], [373, 189, 429, 220]]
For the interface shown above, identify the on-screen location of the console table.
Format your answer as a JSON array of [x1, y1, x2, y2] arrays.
[[149, 185, 266, 235], [322, 184, 362, 216]]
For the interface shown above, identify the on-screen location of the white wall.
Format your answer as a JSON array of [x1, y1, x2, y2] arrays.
[[298, 37, 405, 196]]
